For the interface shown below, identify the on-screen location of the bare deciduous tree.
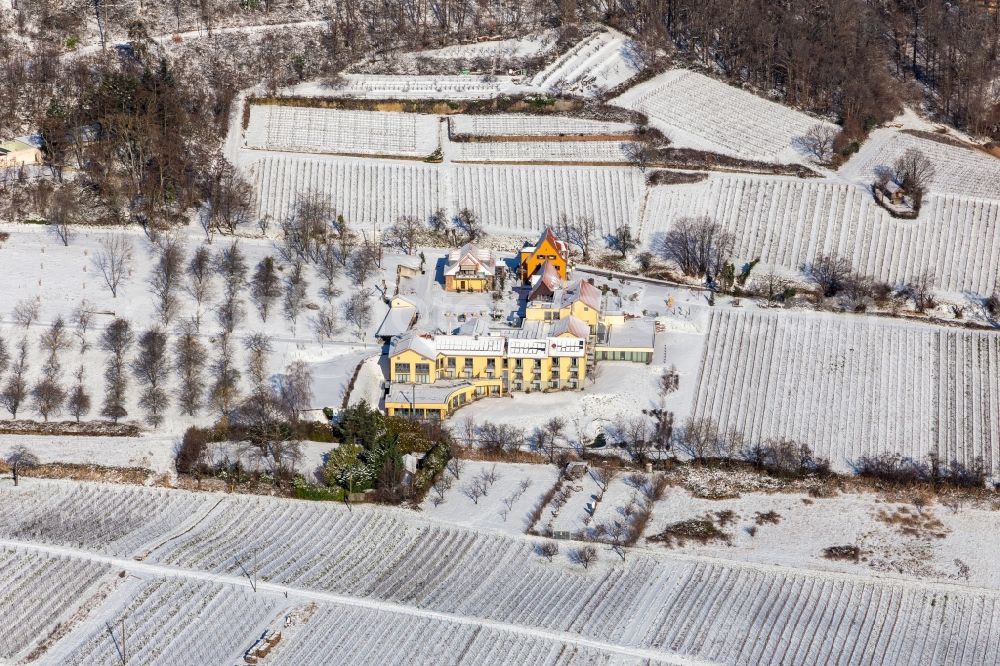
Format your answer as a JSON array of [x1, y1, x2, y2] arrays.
[[94, 234, 133, 298], [208, 159, 254, 235], [807, 254, 853, 297], [282, 260, 309, 331], [5, 445, 38, 486], [311, 306, 339, 345], [12, 300, 39, 328], [385, 215, 422, 254], [132, 327, 170, 427], [342, 292, 372, 340], [1, 339, 29, 418], [244, 332, 273, 390], [31, 377, 65, 422], [453, 208, 484, 243], [148, 235, 186, 325], [315, 243, 342, 303], [905, 270, 936, 312], [537, 541, 560, 561], [610, 224, 638, 259], [185, 245, 214, 331], [347, 247, 378, 287], [46, 186, 81, 246], [893, 148, 935, 202], [67, 365, 91, 422], [250, 257, 281, 322], [570, 545, 598, 569], [209, 333, 241, 416], [175, 322, 207, 417], [71, 300, 94, 352], [799, 124, 838, 162], [100, 318, 134, 423], [659, 216, 734, 279]]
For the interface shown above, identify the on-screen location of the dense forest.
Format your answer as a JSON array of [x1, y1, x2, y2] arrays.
[[0, 0, 996, 224]]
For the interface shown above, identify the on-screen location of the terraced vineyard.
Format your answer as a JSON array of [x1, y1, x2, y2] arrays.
[[0, 550, 111, 662], [453, 140, 631, 163], [269, 603, 647, 665], [454, 164, 644, 236], [691, 310, 1000, 471], [251, 155, 446, 226], [1, 482, 998, 665], [57, 579, 279, 666], [246, 106, 440, 157], [614, 69, 836, 162], [643, 176, 1000, 296], [0, 482, 215, 557], [449, 114, 634, 138], [842, 129, 1000, 200], [530, 28, 641, 97]]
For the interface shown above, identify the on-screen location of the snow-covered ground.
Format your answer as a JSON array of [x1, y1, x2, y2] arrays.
[[419, 460, 560, 535], [4, 476, 1000, 666], [246, 105, 441, 157], [531, 28, 644, 97], [641, 172, 1000, 299], [840, 127, 1000, 200], [690, 308, 1000, 475], [613, 69, 837, 164], [0, 222, 389, 475]]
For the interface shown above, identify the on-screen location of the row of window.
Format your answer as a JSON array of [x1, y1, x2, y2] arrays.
[[594, 350, 653, 363]]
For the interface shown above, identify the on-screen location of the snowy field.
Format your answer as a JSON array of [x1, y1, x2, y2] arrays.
[[250, 154, 446, 227], [245, 105, 441, 157], [419, 460, 560, 534], [643, 174, 1000, 297], [281, 74, 522, 100], [531, 28, 643, 97], [0, 224, 388, 476], [841, 129, 1000, 200], [449, 114, 635, 138], [3, 478, 1000, 666], [408, 31, 560, 62], [690, 309, 1000, 473], [642, 484, 1000, 590], [453, 164, 645, 236], [614, 69, 837, 163], [453, 140, 632, 163]]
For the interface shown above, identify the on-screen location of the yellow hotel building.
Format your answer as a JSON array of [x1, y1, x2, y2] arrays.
[[384, 317, 589, 419]]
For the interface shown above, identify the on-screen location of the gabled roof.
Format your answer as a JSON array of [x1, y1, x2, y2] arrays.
[[522, 226, 567, 259], [389, 331, 437, 360], [550, 315, 590, 339], [444, 243, 496, 276], [560, 279, 601, 311], [528, 260, 565, 302]]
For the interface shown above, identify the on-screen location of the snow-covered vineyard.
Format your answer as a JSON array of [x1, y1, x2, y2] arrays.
[[530, 28, 642, 97], [2, 481, 1000, 666], [448, 114, 635, 138], [250, 155, 446, 226], [841, 129, 1000, 200], [692, 310, 1000, 471], [613, 70, 838, 162], [643, 176, 1000, 296], [0, 550, 110, 662], [453, 165, 645, 235], [452, 139, 632, 163], [55, 579, 279, 666], [246, 106, 441, 157]]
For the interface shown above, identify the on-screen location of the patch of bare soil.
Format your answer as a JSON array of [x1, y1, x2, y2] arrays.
[[646, 170, 709, 186], [0, 461, 153, 485], [649, 511, 733, 547], [0, 419, 141, 437]]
